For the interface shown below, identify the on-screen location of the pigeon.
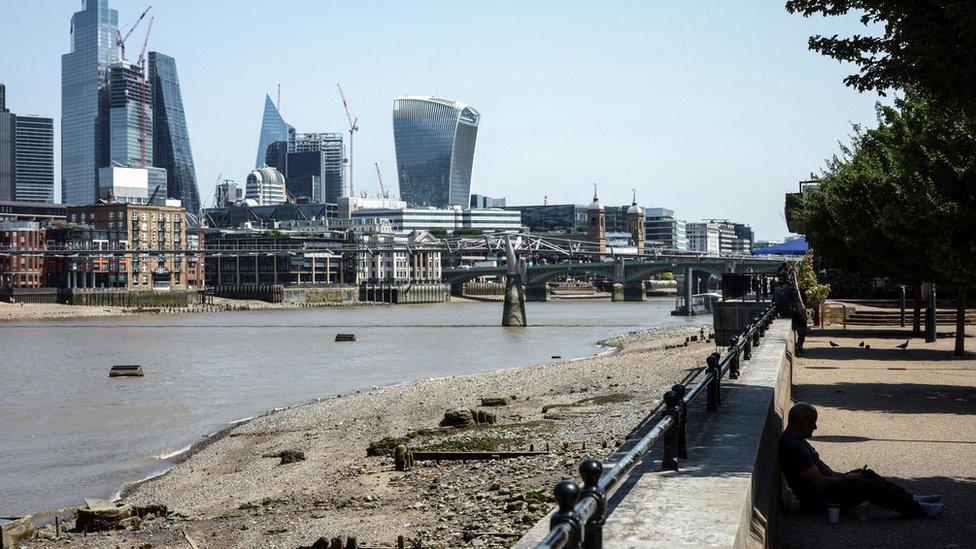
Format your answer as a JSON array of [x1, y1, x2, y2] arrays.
[[829, 341, 840, 347], [865, 344, 871, 349], [858, 341, 865, 348], [896, 340, 909, 349]]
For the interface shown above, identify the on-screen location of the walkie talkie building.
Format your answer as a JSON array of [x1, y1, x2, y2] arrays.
[[392, 96, 479, 208]]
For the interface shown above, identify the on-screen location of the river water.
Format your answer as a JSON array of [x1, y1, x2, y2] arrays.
[[0, 298, 698, 516]]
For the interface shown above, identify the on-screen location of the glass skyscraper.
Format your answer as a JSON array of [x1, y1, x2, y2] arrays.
[[62, 0, 119, 204], [149, 52, 201, 215], [392, 96, 480, 208], [255, 95, 294, 169], [14, 116, 56, 203], [108, 60, 152, 168]]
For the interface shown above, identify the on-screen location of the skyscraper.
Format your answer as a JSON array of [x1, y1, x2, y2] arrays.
[[0, 84, 14, 200], [392, 96, 480, 208], [149, 52, 200, 215], [285, 133, 345, 203], [255, 95, 294, 169], [62, 0, 119, 204], [108, 60, 152, 168], [14, 116, 55, 203]]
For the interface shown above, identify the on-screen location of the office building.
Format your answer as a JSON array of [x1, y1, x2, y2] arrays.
[[0, 201, 67, 223], [470, 194, 506, 209], [504, 204, 588, 233], [288, 133, 345, 203], [108, 60, 152, 168], [644, 208, 687, 251], [67, 202, 187, 290], [149, 52, 200, 216], [705, 219, 753, 254], [255, 95, 294, 169], [245, 167, 287, 206], [97, 166, 168, 205], [62, 0, 120, 204], [0, 86, 14, 201], [351, 206, 520, 233], [392, 96, 479, 208], [338, 196, 408, 219], [214, 179, 243, 207], [14, 116, 55, 203], [203, 202, 337, 230], [686, 222, 721, 253], [355, 231, 442, 284], [203, 229, 347, 286]]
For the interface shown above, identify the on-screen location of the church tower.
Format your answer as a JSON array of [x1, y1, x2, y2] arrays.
[[626, 189, 645, 253], [587, 183, 606, 255]]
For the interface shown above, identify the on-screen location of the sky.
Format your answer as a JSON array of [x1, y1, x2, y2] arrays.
[[0, 1, 884, 240]]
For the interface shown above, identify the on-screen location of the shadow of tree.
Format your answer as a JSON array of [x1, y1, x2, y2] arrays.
[[780, 475, 976, 548], [794, 382, 976, 415]]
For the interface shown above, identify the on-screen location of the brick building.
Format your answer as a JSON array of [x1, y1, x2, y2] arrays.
[[0, 221, 45, 288]]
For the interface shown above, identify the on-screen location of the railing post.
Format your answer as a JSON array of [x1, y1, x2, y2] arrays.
[[757, 314, 766, 338], [550, 480, 583, 548], [727, 336, 740, 379], [661, 390, 680, 471], [670, 383, 688, 459], [580, 459, 606, 549], [705, 352, 721, 411], [752, 317, 762, 347], [743, 325, 753, 361]]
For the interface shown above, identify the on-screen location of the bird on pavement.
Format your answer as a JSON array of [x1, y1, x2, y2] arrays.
[[829, 341, 840, 347], [859, 341, 865, 348], [896, 340, 909, 349], [865, 344, 871, 349]]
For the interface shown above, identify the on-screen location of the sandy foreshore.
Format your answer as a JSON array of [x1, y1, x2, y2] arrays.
[[25, 322, 715, 548]]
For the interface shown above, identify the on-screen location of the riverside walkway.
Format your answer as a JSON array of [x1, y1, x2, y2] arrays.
[[779, 325, 976, 548]]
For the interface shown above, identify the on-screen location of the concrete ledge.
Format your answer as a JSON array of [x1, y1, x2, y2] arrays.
[[515, 320, 794, 548]]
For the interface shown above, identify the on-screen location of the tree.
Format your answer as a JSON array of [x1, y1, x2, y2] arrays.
[[796, 250, 831, 325], [785, 1, 976, 113], [800, 96, 976, 354]]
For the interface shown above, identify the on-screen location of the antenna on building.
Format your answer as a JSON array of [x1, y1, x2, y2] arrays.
[[593, 182, 599, 201], [632, 188, 637, 205], [277, 84, 281, 111], [544, 195, 548, 205]]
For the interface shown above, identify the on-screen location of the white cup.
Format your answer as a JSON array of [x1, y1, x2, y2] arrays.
[[827, 503, 841, 523]]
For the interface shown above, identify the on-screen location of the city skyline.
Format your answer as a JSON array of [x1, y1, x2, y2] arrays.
[[1, 1, 885, 239]]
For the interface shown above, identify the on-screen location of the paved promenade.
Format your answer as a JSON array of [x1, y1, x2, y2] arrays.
[[779, 325, 976, 548]]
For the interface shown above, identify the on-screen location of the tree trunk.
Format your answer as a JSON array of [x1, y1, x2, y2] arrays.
[[912, 282, 922, 336], [955, 287, 967, 356]]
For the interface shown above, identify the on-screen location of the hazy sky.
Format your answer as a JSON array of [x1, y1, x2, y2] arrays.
[[0, 1, 883, 240]]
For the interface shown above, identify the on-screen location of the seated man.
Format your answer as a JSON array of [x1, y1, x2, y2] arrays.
[[780, 403, 945, 518]]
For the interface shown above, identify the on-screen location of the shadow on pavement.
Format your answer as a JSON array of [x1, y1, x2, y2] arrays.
[[780, 475, 976, 548], [794, 381, 976, 415]]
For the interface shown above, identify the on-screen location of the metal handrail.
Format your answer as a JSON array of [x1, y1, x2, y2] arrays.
[[535, 303, 778, 549]]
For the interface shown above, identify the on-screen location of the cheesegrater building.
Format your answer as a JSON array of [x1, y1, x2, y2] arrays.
[[392, 96, 479, 208]]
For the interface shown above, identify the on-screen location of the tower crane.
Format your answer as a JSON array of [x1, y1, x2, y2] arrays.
[[116, 5, 152, 62], [374, 163, 389, 199], [136, 17, 154, 168], [336, 83, 358, 198]]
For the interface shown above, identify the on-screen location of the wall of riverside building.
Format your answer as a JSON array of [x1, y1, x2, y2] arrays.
[[209, 284, 284, 303], [281, 286, 359, 304], [463, 281, 505, 296], [66, 289, 200, 307]]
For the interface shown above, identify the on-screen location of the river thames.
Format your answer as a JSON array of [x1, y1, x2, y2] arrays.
[[0, 298, 700, 516]]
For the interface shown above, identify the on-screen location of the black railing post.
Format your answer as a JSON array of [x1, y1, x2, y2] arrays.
[[661, 390, 680, 471], [743, 325, 753, 361], [550, 480, 583, 548], [727, 335, 740, 379], [752, 317, 762, 347], [705, 352, 721, 411], [580, 459, 606, 549], [757, 314, 766, 338], [671, 383, 688, 459]]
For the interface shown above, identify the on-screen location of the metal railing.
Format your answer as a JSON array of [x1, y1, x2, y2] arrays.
[[535, 303, 778, 549]]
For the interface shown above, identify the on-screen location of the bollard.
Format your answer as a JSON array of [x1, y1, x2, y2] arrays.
[[661, 390, 680, 471], [550, 480, 583, 548], [705, 353, 721, 411], [743, 325, 753, 361], [727, 336, 741, 379], [752, 317, 762, 347], [671, 383, 688, 459], [579, 459, 606, 549]]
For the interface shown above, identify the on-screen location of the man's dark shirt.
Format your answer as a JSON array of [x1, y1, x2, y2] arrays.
[[780, 433, 834, 509]]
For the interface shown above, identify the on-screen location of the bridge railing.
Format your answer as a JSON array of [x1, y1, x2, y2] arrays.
[[534, 303, 778, 549]]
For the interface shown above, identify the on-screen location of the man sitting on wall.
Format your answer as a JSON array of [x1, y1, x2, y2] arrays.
[[780, 403, 945, 518]]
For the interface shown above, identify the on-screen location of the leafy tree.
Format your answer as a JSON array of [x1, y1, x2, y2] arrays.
[[785, 1, 976, 112], [796, 250, 831, 324]]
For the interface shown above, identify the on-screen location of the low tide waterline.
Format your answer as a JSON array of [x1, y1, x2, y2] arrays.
[[0, 298, 699, 516]]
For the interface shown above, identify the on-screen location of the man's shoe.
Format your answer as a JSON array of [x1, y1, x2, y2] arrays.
[[917, 502, 946, 518], [914, 495, 942, 504]]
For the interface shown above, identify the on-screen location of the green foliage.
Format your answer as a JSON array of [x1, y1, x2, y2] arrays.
[[796, 251, 830, 308], [655, 271, 675, 281], [576, 224, 588, 233], [785, 1, 976, 113]]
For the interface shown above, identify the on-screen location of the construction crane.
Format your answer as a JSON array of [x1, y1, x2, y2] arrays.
[[136, 17, 154, 168], [336, 83, 358, 198], [374, 163, 389, 199], [116, 5, 152, 62]]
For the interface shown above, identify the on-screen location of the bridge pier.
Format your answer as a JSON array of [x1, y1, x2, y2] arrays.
[[524, 282, 550, 302], [610, 283, 625, 302], [623, 281, 647, 302], [502, 276, 527, 326], [450, 281, 465, 297]]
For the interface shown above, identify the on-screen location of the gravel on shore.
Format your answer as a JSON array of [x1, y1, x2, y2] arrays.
[[26, 323, 719, 549]]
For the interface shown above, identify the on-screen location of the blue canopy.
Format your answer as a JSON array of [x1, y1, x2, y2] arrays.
[[752, 236, 808, 255]]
